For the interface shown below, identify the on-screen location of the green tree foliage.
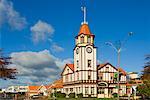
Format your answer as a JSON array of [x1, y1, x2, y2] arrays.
[[138, 54, 150, 97], [142, 54, 150, 80]]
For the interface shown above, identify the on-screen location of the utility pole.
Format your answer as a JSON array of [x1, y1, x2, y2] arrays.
[[105, 32, 133, 100]]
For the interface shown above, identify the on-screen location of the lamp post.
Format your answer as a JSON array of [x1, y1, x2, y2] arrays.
[[105, 32, 133, 100]]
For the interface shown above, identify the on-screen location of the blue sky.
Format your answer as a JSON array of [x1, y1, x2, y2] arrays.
[[0, 0, 150, 87]]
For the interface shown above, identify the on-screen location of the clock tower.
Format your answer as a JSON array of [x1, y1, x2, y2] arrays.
[[73, 7, 97, 97]]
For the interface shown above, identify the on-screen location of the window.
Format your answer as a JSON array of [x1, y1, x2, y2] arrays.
[[66, 75, 68, 82], [98, 88, 104, 94], [81, 36, 84, 43], [66, 88, 68, 93], [76, 87, 78, 93], [91, 87, 94, 94], [67, 69, 69, 73], [88, 71, 91, 80], [70, 88, 73, 93], [85, 87, 88, 94], [111, 76, 113, 80], [70, 74, 72, 81], [88, 60, 91, 67], [87, 36, 91, 43], [100, 76, 103, 80], [109, 89, 113, 94], [77, 60, 79, 68], [79, 87, 80, 93]]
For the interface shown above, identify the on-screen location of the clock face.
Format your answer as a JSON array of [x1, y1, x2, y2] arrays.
[[76, 48, 79, 54], [86, 47, 92, 53]]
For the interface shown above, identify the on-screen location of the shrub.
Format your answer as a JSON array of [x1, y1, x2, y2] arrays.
[[68, 93, 75, 98], [112, 93, 118, 98], [52, 91, 66, 98], [77, 93, 83, 98]]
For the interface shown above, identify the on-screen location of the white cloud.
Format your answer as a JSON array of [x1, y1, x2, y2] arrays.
[[10, 49, 72, 83], [51, 44, 64, 53], [30, 20, 54, 44], [0, 0, 27, 30]]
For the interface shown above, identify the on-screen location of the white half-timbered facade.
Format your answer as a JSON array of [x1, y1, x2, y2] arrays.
[[97, 63, 127, 98]]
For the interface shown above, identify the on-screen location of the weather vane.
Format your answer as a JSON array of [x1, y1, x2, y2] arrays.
[[81, 6, 88, 24]]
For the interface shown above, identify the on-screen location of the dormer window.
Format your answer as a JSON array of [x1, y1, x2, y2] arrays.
[[87, 36, 91, 43], [81, 36, 84, 43]]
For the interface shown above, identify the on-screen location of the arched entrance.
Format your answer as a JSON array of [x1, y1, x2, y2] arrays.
[[97, 82, 109, 98]]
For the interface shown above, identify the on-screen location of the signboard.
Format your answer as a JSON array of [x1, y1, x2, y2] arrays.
[[98, 82, 107, 87], [132, 85, 137, 91]]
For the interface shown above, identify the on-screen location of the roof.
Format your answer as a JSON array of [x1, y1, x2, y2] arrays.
[[45, 85, 51, 89], [97, 62, 117, 70], [78, 24, 93, 35], [97, 62, 127, 75], [118, 68, 127, 75], [28, 86, 40, 91], [67, 64, 74, 71], [61, 63, 74, 76], [51, 78, 63, 89]]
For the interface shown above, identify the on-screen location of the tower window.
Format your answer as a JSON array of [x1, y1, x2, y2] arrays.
[[88, 71, 91, 80], [87, 36, 91, 43], [88, 60, 91, 67], [81, 36, 84, 43], [77, 60, 79, 68]]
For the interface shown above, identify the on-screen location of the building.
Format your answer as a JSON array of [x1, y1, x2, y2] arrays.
[[61, 6, 128, 98], [49, 78, 63, 94], [4, 86, 28, 93], [27, 85, 50, 97], [97, 63, 127, 98], [128, 72, 139, 80]]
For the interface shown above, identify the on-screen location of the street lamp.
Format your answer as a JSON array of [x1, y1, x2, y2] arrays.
[[105, 32, 133, 100]]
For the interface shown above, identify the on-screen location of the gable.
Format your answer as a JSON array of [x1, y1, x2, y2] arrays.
[[61, 64, 74, 76], [38, 85, 46, 91], [98, 63, 127, 76], [98, 63, 118, 72]]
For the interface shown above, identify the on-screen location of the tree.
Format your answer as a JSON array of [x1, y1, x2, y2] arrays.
[[138, 54, 150, 98], [142, 54, 150, 80], [0, 50, 17, 80]]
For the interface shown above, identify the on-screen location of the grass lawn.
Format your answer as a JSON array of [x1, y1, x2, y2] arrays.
[[50, 98, 115, 100]]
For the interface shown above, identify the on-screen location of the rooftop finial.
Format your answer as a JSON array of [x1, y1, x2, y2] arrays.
[[81, 6, 88, 24]]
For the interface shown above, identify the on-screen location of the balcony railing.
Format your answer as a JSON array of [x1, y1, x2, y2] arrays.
[[64, 80, 97, 85]]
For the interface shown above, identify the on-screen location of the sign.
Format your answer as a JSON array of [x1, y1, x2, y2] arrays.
[[98, 82, 107, 87], [132, 85, 137, 91]]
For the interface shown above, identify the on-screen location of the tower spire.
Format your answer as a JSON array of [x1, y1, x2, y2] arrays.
[[81, 6, 88, 24]]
